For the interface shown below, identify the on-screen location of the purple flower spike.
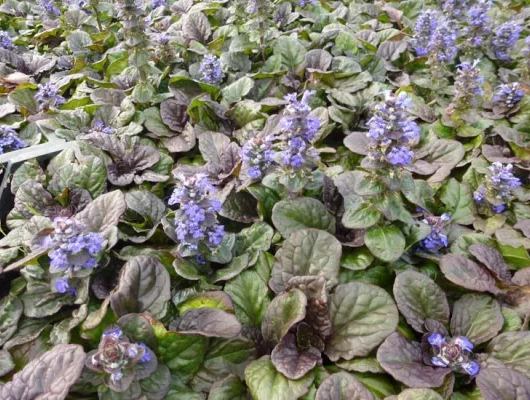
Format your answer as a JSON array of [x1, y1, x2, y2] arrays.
[[474, 162, 520, 213], [0, 126, 25, 154], [492, 22, 522, 61], [169, 174, 225, 254], [198, 54, 223, 85], [366, 92, 419, 167], [279, 90, 321, 170], [240, 135, 275, 180]]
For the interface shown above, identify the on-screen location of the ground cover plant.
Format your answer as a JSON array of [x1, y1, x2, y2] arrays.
[[0, 0, 529, 399]]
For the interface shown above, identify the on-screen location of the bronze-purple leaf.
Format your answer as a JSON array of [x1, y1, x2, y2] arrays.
[[377, 333, 451, 388]]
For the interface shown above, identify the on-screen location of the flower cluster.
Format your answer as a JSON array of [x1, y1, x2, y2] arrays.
[[474, 162, 521, 213], [427, 17, 458, 64], [89, 120, 116, 135], [366, 92, 419, 167], [279, 90, 320, 169], [461, 0, 491, 48], [492, 83, 524, 109], [0, 126, 25, 154], [419, 212, 451, 252], [298, 0, 316, 7], [38, 0, 60, 16], [35, 82, 66, 111], [198, 54, 223, 85], [0, 31, 14, 50], [151, 0, 167, 8], [491, 22, 522, 61], [43, 217, 104, 294], [69, 0, 88, 9], [439, 0, 468, 19], [449, 60, 484, 113], [87, 328, 152, 392], [412, 10, 439, 57], [155, 33, 170, 45], [168, 174, 225, 253], [428, 333, 480, 376], [240, 135, 275, 179]]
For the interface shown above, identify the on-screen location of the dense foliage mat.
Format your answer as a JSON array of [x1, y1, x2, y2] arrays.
[[0, 0, 529, 399]]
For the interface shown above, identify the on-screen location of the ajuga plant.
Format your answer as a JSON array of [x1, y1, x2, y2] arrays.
[[0, 0, 530, 399]]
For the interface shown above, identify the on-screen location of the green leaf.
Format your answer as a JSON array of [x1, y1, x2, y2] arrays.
[[68, 30, 92, 56], [477, 368, 530, 400], [395, 388, 443, 400], [487, 332, 530, 379], [439, 179, 476, 225], [272, 198, 336, 239], [139, 364, 171, 400], [75, 190, 127, 232], [364, 226, 405, 263], [245, 356, 314, 400], [0, 350, 14, 377], [152, 321, 208, 382], [0, 295, 23, 347], [221, 77, 254, 104], [450, 294, 503, 345], [274, 36, 307, 71], [225, 270, 270, 327], [342, 196, 381, 229], [340, 248, 374, 271], [50, 304, 88, 345], [393, 270, 449, 333], [261, 289, 307, 345], [109, 255, 171, 319], [193, 337, 256, 391], [208, 375, 248, 400], [326, 282, 398, 361], [270, 229, 342, 293], [315, 372, 374, 400], [233, 222, 274, 265], [497, 243, 530, 270]]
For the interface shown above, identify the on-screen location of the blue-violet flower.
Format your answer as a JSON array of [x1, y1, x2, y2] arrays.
[[35, 82, 66, 111], [279, 90, 320, 169], [0, 31, 14, 50], [449, 60, 484, 113], [419, 213, 451, 252], [240, 135, 275, 179], [87, 327, 149, 392], [492, 22, 522, 61], [168, 174, 225, 253], [412, 10, 438, 57], [44, 217, 104, 274], [198, 54, 223, 85], [427, 16, 458, 64], [461, 0, 491, 48], [0, 126, 25, 154], [54, 276, 77, 296], [473, 162, 521, 213], [428, 333, 480, 377], [492, 82, 524, 109], [151, 0, 167, 8], [366, 92, 420, 167], [38, 0, 61, 16], [90, 120, 116, 135]]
